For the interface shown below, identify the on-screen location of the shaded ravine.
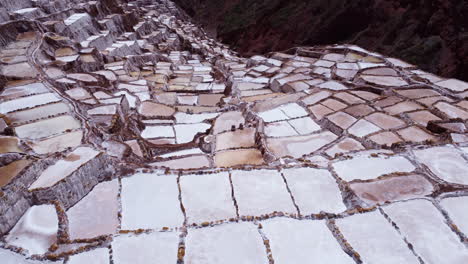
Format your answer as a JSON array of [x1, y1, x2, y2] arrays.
[[174, 0, 468, 82]]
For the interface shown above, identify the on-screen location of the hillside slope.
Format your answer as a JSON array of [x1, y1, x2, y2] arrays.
[[174, 0, 468, 81]]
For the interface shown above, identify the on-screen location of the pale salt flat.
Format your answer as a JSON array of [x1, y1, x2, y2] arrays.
[[14, 115, 81, 140], [6, 205, 58, 255], [0, 93, 60, 114], [288, 117, 321, 134], [121, 173, 184, 229], [68, 248, 109, 264], [231, 169, 296, 216], [383, 199, 468, 264], [348, 119, 381, 137], [440, 196, 468, 235], [261, 218, 354, 264], [6, 102, 71, 125], [87, 105, 117, 115], [159, 148, 203, 158], [332, 155, 415, 181], [413, 146, 468, 185], [0, 82, 48, 100], [112, 232, 180, 264], [318, 80, 348, 90], [0, 248, 60, 264], [29, 147, 100, 190], [180, 172, 237, 223], [265, 121, 298, 137], [141, 125, 174, 139], [279, 103, 309, 118], [67, 180, 119, 240], [29, 130, 83, 154], [184, 222, 268, 264], [267, 131, 338, 158], [336, 211, 419, 264], [174, 123, 211, 143], [281, 167, 346, 214], [258, 108, 289, 122], [175, 112, 219, 124]]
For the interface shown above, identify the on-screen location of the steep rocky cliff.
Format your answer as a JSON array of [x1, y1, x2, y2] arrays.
[[174, 0, 468, 81]]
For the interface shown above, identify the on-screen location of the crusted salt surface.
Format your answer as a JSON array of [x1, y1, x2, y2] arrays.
[[0, 248, 59, 264], [413, 146, 468, 185], [333, 155, 415, 181], [282, 167, 346, 214], [68, 248, 109, 264], [261, 218, 354, 264], [112, 232, 179, 264], [174, 123, 211, 143], [67, 180, 119, 240], [185, 222, 268, 264], [14, 115, 81, 140], [6, 205, 58, 255], [180, 172, 237, 223], [29, 147, 100, 190], [383, 199, 468, 264], [121, 173, 184, 229], [231, 169, 296, 216], [0, 93, 60, 114], [336, 211, 420, 264], [440, 196, 468, 235]]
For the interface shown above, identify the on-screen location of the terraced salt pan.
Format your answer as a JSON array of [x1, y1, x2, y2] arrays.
[[15, 115, 81, 140], [29, 147, 100, 190], [414, 146, 468, 185], [159, 148, 203, 158], [28, 130, 83, 154], [258, 103, 308, 122], [361, 75, 408, 87], [180, 172, 236, 223], [87, 105, 117, 115], [112, 232, 179, 264], [67, 180, 119, 240], [174, 123, 211, 143], [68, 248, 109, 264], [383, 199, 468, 263], [265, 121, 298, 137], [6, 102, 70, 125], [0, 83, 48, 100], [231, 170, 296, 216], [152, 155, 211, 170], [175, 112, 219, 123], [261, 218, 354, 264], [336, 211, 419, 264], [141, 125, 174, 139], [350, 174, 434, 205], [6, 205, 58, 255], [0, 93, 60, 114], [332, 154, 415, 181], [121, 173, 184, 229], [185, 222, 268, 264], [282, 167, 346, 214], [440, 196, 468, 235], [0, 248, 58, 264], [267, 131, 338, 158]]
